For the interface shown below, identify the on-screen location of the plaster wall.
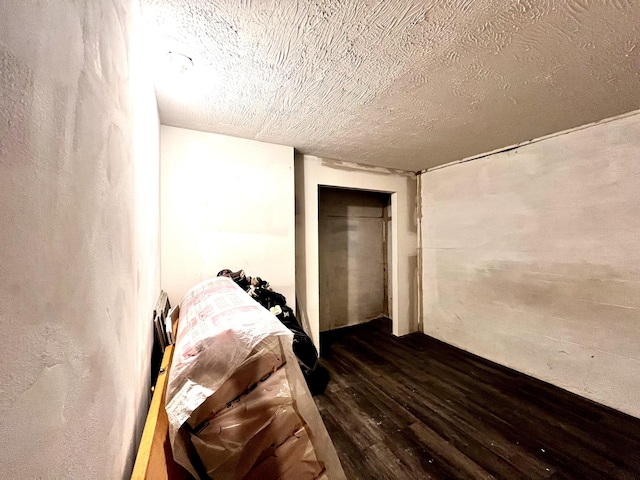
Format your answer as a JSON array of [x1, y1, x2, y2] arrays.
[[296, 155, 418, 351], [0, 1, 160, 478], [420, 111, 640, 418], [319, 188, 388, 331], [161, 126, 295, 305]]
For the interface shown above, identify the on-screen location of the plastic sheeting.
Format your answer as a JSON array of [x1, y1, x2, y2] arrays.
[[165, 277, 345, 479]]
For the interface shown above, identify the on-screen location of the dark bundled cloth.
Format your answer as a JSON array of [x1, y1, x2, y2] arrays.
[[217, 269, 329, 396]]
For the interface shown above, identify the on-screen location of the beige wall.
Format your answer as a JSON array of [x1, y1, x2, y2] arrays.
[[420, 111, 640, 418], [296, 155, 418, 351], [319, 188, 389, 331], [161, 126, 295, 306], [0, 2, 160, 477]]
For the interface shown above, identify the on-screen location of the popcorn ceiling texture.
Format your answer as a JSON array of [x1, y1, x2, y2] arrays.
[[143, 0, 640, 171]]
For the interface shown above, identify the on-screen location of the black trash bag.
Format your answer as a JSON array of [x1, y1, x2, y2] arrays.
[[217, 269, 233, 277], [217, 268, 251, 290], [275, 305, 301, 331], [293, 331, 319, 371], [275, 306, 318, 371], [249, 286, 287, 311], [301, 364, 330, 396]]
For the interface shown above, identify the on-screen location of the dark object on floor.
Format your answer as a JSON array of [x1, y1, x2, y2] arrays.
[[315, 317, 640, 480], [302, 364, 330, 397], [217, 269, 326, 394]]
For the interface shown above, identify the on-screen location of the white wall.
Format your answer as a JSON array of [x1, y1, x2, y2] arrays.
[[296, 155, 418, 351], [161, 126, 295, 306], [420, 110, 640, 418], [0, 2, 160, 478], [319, 188, 388, 331]]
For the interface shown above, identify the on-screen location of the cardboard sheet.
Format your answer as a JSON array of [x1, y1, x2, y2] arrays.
[[244, 426, 323, 480], [187, 336, 286, 429]]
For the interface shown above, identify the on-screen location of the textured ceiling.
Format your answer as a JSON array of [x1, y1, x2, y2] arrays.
[[142, 0, 640, 172]]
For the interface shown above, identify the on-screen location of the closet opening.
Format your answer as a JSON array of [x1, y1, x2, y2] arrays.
[[318, 186, 392, 348]]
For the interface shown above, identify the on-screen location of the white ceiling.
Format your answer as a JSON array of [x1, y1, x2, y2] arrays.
[[142, 0, 640, 172]]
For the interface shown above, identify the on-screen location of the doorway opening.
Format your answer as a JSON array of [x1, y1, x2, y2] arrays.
[[318, 186, 392, 343]]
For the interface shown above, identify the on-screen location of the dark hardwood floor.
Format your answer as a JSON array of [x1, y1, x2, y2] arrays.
[[314, 318, 640, 480]]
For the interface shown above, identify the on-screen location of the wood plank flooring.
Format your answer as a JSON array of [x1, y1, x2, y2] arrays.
[[314, 318, 640, 479]]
